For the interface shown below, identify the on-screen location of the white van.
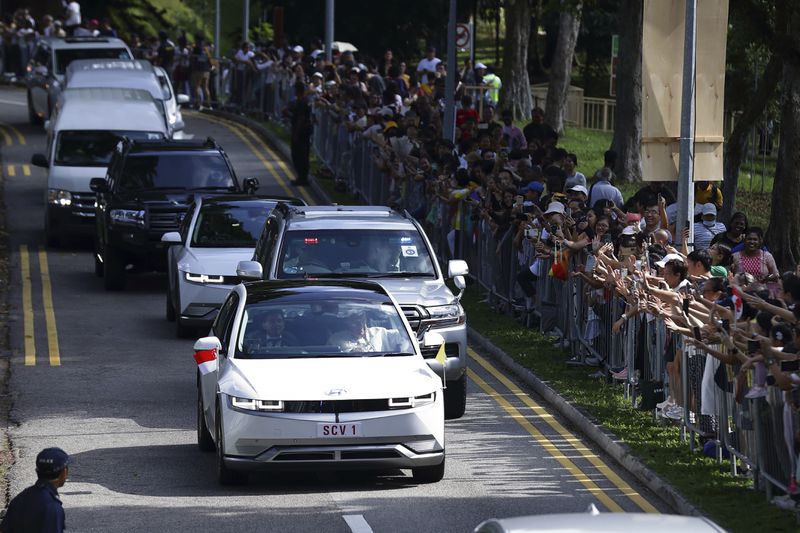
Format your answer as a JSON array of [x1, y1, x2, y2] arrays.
[[30, 87, 169, 246]]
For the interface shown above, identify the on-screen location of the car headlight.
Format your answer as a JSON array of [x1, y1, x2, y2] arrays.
[[388, 392, 436, 409], [47, 189, 72, 207], [109, 209, 145, 227], [185, 272, 225, 284], [426, 304, 466, 325], [230, 396, 284, 412]]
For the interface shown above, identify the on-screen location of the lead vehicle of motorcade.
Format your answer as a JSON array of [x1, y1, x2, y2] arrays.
[[244, 205, 470, 419], [194, 280, 446, 485]]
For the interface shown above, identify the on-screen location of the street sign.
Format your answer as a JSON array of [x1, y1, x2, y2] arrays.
[[610, 34, 618, 97], [456, 23, 471, 51]]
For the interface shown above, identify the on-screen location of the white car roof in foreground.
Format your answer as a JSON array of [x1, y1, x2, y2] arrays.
[[57, 88, 167, 133], [475, 512, 726, 533]]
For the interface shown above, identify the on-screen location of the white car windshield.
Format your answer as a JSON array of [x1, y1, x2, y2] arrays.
[[191, 201, 272, 248], [235, 298, 414, 359], [278, 229, 436, 279]]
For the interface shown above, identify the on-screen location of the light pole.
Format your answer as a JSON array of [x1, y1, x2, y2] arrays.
[[443, 0, 457, 143], [325, 0, 335, 63], [675, 0, 697, 247]]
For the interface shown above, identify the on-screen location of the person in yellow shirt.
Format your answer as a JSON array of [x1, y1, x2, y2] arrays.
[[694, 181, 723, 209]]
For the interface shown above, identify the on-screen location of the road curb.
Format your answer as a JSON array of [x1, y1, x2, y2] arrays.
[[467, 326, 703, 517], [200, 110, 332, 205]]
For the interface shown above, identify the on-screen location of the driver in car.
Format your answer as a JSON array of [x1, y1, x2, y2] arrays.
[[243, 309, 298, 351]]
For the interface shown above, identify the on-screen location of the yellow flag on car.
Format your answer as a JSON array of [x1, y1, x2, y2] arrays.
[[435, 343, 447, 388]]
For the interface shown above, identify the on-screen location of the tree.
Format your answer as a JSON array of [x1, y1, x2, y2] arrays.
[[609, 0, 642, 182], [500, 0, 533, 120], [544, 1, 582, 134]]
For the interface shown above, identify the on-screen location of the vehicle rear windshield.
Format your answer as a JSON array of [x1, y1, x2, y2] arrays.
[[277, 229, 436, 278], [55, 48, 131, 75], [118, 153, 235, 192], [54, 130, 164, 167], [191, 201, 271, 248], [235, 298, 414, 359]]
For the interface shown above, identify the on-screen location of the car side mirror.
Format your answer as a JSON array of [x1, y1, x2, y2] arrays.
[[30, 153, 49, 168], [89, 178, 108, 193], [173, 119, 185, 132], [161, 231, 182, 244], [194, 336, 222, 361], [243, 177, 259, 194], [447, 259, 469, 278], [423, 331, 445, 347], [176, 94, 190, 105], [194, 336, 221, 352], [236, 260, 263, 281]]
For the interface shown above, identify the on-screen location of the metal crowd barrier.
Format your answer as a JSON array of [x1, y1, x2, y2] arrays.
[[307, 103, 799, 507], [218, 60, 294, 126]]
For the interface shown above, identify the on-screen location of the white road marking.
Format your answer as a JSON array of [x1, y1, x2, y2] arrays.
[[343, 514, 374, 533], [0, 98, 25, 107]]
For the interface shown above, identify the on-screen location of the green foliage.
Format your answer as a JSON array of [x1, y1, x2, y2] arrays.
[[461, 288, 799, 532]]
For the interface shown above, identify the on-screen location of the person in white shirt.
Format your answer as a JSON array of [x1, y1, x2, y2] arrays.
[[692, 203, 726, 251], [63, 1, 80, 36], [416, 46, 441, 85]]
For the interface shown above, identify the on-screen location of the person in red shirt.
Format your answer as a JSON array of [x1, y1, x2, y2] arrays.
[[456, 95, 480, 127]]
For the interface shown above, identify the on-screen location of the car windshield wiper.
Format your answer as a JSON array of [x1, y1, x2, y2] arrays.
[[192, 186, 237, 191], [369, 352, 414, 357], [142, 186, 188, 191], [366, 272, 434, 278]]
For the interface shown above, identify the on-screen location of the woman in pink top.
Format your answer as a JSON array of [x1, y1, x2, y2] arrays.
[[732, 227, 780, 284]]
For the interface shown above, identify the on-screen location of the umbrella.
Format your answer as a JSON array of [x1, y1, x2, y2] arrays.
[[331, 41, 358, 53]]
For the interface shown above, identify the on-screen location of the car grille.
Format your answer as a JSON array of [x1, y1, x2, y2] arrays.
[[420, 342, 460, 360], [283, 399, 390, 413], [401, 305, 426, 332], [71, 192, 96, 218], [147, 206, 188, 237]]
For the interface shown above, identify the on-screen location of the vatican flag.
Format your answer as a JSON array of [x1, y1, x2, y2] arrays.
[[435, 343, 447, 388]]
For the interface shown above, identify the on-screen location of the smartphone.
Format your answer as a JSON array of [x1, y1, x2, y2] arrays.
[[693, 326, 703, 341], [682, 299, 691, 313], [524, 227, 540, 240], [564, 207, 572, 218], [747, 339, 760, 354], [585, 255, 596, 273], [722, 319, 730, 333], [514, 195, 524, 207]]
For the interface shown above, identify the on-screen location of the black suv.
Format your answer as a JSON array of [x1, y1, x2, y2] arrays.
[[91, 137, 258, 290]]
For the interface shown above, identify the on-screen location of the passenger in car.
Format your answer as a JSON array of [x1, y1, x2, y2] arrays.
[[328, 311, 407, 353]]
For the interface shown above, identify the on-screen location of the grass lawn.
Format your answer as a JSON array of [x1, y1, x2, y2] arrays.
[[460, 288, 798, 532]]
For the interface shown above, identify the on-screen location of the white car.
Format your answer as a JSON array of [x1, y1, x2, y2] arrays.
[[163, 195, 304, 337], [193, 279, 446, 485]]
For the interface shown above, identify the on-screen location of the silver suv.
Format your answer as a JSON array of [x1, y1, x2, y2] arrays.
[[240, 205, 470, 419], [25, 36, 132, 125]]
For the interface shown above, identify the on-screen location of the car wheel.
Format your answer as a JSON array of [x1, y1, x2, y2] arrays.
[[27, 90, 42, 125], [103, 247, 126, 291], [216, 405, 247, 485], [412, 457, 445, 483], [175, 293, 194, 338], [166, 279, 176, 322], [444, 373, 467, 420], [197, 383, 215, 452]]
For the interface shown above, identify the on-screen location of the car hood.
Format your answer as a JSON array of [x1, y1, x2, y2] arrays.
[[48, 164, 108, 192], [370, 279, 454, 307], [117, 190, 199, 205], [219, 356, 440, 401], [178, 248, 255, 275]]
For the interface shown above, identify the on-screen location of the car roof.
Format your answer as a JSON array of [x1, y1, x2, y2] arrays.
[[200, 195, 305, 206], [243, 280, 393, 303], [65, 60, 165, 100], [475, 513, 726, 533], [57, 88, 166, 132], [285, 205, 413, 231], [44, 36, 130, 50]]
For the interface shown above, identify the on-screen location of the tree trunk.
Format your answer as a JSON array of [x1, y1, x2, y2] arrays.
[[544, 1, 582, 134], [720, 54, 782, 223], [766, 62, 800, 270], [527, 0, 546, 82], [500, 0, 533, 120], [610, 0, 642, 182]]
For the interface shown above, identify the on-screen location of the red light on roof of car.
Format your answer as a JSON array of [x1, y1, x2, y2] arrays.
[[304, 238, 319, 245]]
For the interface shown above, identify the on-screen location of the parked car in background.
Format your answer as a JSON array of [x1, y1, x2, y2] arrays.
[[163, 195, 305, 337], [26, 36, 132, 125]]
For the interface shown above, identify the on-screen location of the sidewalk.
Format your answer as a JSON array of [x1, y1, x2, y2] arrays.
[[206, 108, 704, 517]]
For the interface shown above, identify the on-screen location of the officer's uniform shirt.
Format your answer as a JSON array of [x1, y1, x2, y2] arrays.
[[0, 480, 65, 533]]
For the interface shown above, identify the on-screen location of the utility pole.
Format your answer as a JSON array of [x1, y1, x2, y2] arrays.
[[214, 0, 221, 101], [443, 0, 457, 142], [675, 0, 697, 247], [243, 0, 250, 43], [325, 0, 335, 62]]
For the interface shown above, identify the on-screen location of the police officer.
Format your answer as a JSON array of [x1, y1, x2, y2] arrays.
[[0, 447, 70, 533]]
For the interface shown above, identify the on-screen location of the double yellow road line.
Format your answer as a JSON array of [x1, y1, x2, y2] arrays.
[[0, 122, 26, 146], [6, 164, 31, 177], [19, 245, 60, 366], [188, 111, 315, 205], [468, 348, 658, 513]]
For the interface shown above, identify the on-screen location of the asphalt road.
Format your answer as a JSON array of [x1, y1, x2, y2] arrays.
[[0, 85, 669, 532]]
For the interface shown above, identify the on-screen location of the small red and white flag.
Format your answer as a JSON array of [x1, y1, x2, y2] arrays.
[[731, 286, 744, 320], [194, 348, 217, 375]]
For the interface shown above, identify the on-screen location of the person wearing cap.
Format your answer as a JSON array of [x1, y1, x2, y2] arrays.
[[692, 203, 726, 251], [523, 181, 544, 207], [566, 184, 588, 205], [1, 447, 70, 533], [480, 65, 502, 107]]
